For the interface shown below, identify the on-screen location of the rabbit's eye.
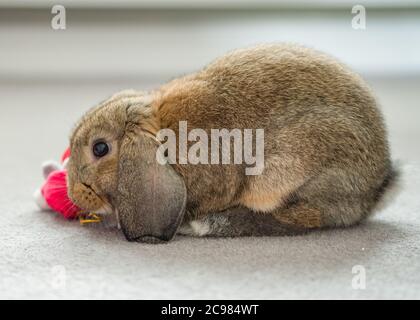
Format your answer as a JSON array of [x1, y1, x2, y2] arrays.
[[93, 141, 109, 158]]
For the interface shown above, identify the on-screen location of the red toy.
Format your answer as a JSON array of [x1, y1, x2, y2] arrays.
[[34, 148, 81, 219]]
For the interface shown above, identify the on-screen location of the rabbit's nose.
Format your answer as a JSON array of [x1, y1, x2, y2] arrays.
[[72, 182, 104, 211]]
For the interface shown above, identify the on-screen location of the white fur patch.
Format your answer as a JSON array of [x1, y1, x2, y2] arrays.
[[178, 220, 211, 236], [190, 220, 211, 236]]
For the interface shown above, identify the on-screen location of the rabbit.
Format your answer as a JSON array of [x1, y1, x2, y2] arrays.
[[67, 43, 395, 243]]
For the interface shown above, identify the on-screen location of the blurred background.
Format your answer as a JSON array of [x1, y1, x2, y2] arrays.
[[0, 0, 419, 188]]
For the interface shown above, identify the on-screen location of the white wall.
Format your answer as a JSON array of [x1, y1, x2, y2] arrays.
[[1, 0, 420, 9], [1, 6, 419, 81]]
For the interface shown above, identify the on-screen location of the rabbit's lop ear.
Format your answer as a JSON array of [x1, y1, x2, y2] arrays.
[[116, 131, 187, 243]]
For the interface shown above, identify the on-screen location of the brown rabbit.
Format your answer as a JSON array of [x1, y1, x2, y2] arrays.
[[67, 43, 394, 243]]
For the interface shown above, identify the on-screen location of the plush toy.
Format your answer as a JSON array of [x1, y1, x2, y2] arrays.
[[34, 148, 101, 224]]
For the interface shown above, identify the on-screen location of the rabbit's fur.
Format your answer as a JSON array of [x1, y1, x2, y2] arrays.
[[67, 44, 393, 242]]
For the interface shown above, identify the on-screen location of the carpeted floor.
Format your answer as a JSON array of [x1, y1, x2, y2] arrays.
[[0, 78, 419, 299]]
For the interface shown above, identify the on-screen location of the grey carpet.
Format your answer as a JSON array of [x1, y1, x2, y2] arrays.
[[0, 79, 419, 299]]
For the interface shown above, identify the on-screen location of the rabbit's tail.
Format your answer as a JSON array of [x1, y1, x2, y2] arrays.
[[373, 161, 402, 212]]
